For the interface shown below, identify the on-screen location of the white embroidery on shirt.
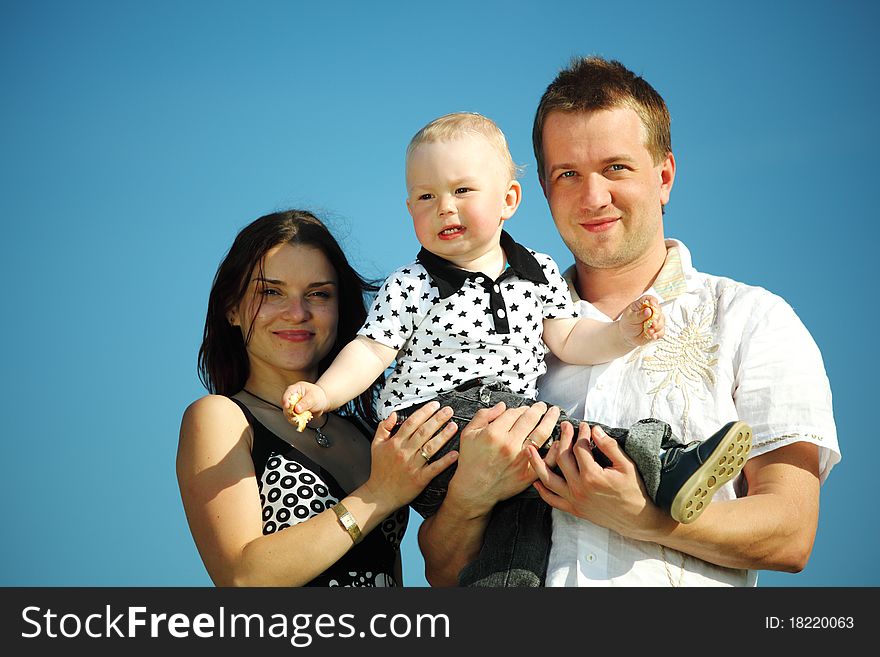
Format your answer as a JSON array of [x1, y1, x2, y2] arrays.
[[630, 282, 721, 440]]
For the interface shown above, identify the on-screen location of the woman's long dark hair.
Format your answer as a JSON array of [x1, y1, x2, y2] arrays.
[[198, 210, 381, 425]]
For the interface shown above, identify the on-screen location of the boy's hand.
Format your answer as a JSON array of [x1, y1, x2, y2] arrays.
[[618, 295, 665, 347], [281, 382, 329, 431]]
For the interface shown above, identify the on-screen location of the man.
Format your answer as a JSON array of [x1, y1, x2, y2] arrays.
[[418, 56, 839, 586]]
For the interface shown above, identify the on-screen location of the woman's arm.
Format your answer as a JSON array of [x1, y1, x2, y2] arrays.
[[177, 395, 457, 586]]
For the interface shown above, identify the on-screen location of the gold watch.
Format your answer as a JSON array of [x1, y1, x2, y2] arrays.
[[331, 502, 363, 545]]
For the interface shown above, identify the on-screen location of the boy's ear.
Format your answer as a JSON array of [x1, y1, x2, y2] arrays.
[[405, 197, 414, 217], [500, 180, 523, 220]]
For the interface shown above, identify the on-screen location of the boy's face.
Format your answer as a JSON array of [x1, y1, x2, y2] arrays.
[[406, 135, 521, 269]]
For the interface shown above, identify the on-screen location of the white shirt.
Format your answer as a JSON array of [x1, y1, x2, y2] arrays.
[[539, 240, 840, 587]]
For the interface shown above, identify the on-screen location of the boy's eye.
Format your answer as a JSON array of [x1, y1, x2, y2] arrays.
[[417, 193, 433, 201], [454, 187, 471, 194]]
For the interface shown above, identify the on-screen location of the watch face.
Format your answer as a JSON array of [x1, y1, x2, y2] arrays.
[[340, 514, 355, 529]]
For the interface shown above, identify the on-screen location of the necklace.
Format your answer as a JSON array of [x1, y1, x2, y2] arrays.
[[242, 389, 332, 448]]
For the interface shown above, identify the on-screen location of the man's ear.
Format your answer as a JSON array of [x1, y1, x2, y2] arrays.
[[501, 179, 523, 221], [658, 151, 676, 206]]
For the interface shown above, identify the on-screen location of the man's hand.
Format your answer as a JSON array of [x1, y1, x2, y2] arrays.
[[447, 402, 561, 514], [419, 401, 562, 586], [527, 421, 664, 538]]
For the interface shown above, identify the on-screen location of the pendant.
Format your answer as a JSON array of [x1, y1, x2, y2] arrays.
[[313, 426, 332, 448]]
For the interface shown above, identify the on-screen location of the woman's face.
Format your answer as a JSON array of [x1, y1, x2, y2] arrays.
[[228, 243, 339, 384]]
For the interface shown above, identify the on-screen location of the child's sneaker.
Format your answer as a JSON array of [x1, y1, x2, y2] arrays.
[[654, 421, 752, 524]]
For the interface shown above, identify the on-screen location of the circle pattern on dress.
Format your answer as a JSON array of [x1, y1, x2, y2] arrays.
[[259, 453, 337, 535]]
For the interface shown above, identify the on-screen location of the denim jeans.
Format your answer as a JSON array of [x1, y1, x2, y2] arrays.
[[396, 378, 675, 587]]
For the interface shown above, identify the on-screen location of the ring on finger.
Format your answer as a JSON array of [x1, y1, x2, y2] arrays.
[[419, 443, 431, 461], [523, 436, 540, 449]]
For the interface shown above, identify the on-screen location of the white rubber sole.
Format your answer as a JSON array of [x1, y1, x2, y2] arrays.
[[670, 421, 753, 524]]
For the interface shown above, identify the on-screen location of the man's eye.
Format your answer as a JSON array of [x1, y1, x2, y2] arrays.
[[607, 164, 627, 172], [557, 171, 576, 180]]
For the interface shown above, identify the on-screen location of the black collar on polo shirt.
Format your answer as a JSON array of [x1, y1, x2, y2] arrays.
[[416, 230, 548, 299]]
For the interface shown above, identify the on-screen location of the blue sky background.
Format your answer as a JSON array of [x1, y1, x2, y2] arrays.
[[1, 0, 876, 587]]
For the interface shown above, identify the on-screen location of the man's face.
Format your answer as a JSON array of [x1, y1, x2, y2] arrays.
[[540, 107, 674, 270]]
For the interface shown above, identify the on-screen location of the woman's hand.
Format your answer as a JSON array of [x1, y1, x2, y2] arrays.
[[360, 401, 460, 511]]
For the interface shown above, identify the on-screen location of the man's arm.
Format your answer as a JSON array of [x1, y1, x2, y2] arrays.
[[529, 423, 820, 572], [419, 403, 561, 585]]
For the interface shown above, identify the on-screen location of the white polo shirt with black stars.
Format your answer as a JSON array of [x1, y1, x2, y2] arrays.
[[358, 231, 577, 418]]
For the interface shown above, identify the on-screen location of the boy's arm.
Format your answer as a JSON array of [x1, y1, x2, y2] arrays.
[[316, 336, 397, 409], [542, 296, 663, 365], [285, 336, 397, 416]]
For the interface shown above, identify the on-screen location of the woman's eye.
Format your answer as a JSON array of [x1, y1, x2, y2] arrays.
[[260, 288, 281, 296]]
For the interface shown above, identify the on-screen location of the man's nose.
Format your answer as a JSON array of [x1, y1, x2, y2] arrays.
[[580, 173, 612, 211]]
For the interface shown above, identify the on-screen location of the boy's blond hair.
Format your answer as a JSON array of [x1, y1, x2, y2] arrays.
[[406, 112, 520, 181]]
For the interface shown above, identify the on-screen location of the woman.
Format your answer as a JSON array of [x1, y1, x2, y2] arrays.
[[177, 210, 458, 586]]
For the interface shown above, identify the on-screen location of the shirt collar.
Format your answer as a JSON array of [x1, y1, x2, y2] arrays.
[[417, 230, 548, 299], [562, 239, 690, 304]]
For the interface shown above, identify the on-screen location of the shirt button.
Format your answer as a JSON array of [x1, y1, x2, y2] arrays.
[[493, 284, 500, 293], [496, 309, 506, 318], [475, 276, 485, 284], [595, 382, 604, 390], [586, 553, 596, 563]]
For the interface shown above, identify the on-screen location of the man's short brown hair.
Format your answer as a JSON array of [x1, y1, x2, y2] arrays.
[[532, 56, 671, 182]]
